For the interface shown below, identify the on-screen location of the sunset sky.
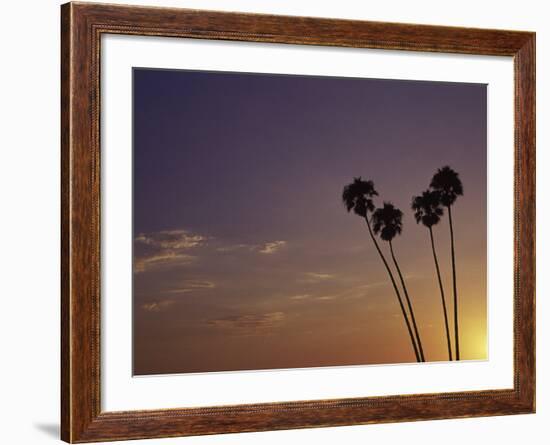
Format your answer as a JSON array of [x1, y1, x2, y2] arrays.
[[133, 68, 487, 375]]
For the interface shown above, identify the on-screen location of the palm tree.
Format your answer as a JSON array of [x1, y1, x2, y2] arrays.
[[412, 190, 453, 361], [372, 202, 425, 362], [430, 166, 463, 360], [342, 178, 421, 362]]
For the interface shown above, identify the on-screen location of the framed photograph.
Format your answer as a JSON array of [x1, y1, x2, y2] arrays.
[[61, 2, 535, 442]]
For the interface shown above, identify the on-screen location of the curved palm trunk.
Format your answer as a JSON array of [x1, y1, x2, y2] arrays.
[[363, 217, 421, 363], [447, 205, 460, 360], [429, 227, 453, 361], [388, 240, 425, 362]]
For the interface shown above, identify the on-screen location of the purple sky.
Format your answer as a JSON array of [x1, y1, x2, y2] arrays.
[[133, 68, 487, 375]]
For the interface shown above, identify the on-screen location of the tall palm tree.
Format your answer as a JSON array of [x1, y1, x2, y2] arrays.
[[342, 178, 421, 362], [412, 190, 453, 361], [430, 166, 463, 360], [372, 202, 425, 362]]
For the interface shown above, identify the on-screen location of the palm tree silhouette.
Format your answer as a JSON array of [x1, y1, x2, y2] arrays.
[[372, 202, 425, 362], [430, 166, 463, 360], [342, 178, 421, 362], [412, 190, 453, 361]]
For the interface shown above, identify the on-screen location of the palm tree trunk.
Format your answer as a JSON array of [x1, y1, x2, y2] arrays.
[[447, 205, 460, 360], [363, 217, 421, 362], [429, 227, 453, 361], [388, 240, 425, 362]]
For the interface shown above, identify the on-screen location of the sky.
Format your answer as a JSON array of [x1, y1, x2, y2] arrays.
[[133, 68, 487, 375]]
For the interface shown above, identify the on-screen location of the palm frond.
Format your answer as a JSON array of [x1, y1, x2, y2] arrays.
[[411, 189, 444, 228], [372, 202, 403, 241], [430, 166, 463, 207], [342, 177, 378, 217]]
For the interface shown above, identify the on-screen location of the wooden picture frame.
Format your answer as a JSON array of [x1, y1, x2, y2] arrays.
[[61, 2, 535, 442]]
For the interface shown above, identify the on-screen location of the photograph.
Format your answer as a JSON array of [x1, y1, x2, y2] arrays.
[[132, 68, 487, 375], [0, 0, 537, 443]]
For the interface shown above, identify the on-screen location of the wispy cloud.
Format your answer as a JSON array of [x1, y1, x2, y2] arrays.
[[216, 240, 288, 255], [321, 282, 388, 301], [167, 280, 216, 294], [317, 295, 336, 301], [259, 241, 287, 254], [288, 282, 386, 303], [307, 272, 333, 280], [300, 272, 335, 283], [404, 273, 421, 280], [135, 229, 206, 250], [135, 252, 196, 273], [206, 312, 285, 333], [289, 294, 311, 301], [134, 231, 288, 274], [288, 293, 336, 301], [141, 300, 176, 312], [134, 228, 206, 273]]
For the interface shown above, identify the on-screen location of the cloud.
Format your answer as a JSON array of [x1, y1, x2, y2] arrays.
[[167, 280, 216, 294], [404, 273, 421, 280], [134, 229, 287, 274], [206, 312, 285, 332], [135, 229, 206, 250], [317, 282, 387, 301], [134, 228, 206, 273], [317, 295, 336, 301], [259, 240, 287, 254], [216, 240, 288, 255], [307, 272, 333, 280], [287, 282, 386, 303], [135, 252, 196, 273], [300, 272, 334, 283], [289, 294, 311, 301], [141, 300, 176, 312]]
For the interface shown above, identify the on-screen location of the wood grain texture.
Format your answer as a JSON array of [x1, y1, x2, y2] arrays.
[[60, 2, 536, 442]]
